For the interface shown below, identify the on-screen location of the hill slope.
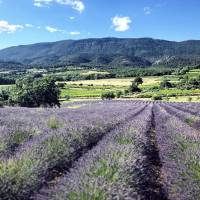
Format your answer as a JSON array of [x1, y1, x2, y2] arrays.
[[0, 38, 200, 67]]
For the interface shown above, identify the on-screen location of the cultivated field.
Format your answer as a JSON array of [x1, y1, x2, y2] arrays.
[[66, 76, 161, 87], [0, 100, 199, 199], [60, 73, 200, 101]]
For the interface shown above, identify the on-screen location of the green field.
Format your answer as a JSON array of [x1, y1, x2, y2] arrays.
[[167, 95, 200, 102], [135, 89, 200, 98], [186, 69, 200, 77], [59, 70, 200, 101], [66, 76, 161, 87], [0, 85, 13, 89], [61, 88, 113, 98]]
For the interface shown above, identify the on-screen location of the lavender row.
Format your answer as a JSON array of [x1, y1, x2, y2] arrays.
[[32, 105, 157, 200], [160, 103, 200, 130], [169, 102, 200, 116], [154, 104, 200, 200], [0, 102, 146, 199], [171, 101, 200, 117], [0, 101, 142, 159]]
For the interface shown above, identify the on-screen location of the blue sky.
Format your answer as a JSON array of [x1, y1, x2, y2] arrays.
[[0, 0, 200, 49]]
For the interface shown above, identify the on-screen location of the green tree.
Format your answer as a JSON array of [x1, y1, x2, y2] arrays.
[[101, 91, 115, 100], [129, 82, 141, 93], [160, 79, 173, 89], [152, 95, 163, 101], [133, 76, 143, 86], [9, 77, 60, 107], [188, 78, 200, 88], [116, 91, 123, 98], [0, 89, 10, 101]]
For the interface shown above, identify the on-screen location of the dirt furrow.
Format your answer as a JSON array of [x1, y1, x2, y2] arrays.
[[131, 106, 168, 200]]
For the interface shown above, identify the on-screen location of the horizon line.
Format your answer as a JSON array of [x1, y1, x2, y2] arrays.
[[1, 36, 200, 50]]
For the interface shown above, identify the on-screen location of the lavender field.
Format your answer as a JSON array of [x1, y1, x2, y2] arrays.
[[0, 101, 199, 200]]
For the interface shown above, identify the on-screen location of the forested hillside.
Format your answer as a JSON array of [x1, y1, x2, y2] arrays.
[[0, 38, 200, 68]]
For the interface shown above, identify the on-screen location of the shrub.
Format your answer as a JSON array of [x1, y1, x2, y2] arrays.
[[152, 95, 163, 101], [187, 97, 192, 102], [160, 79, 173, 89], [0, 101, 4, 107], [101, 91, 115, 100], [116, 91, 123, 98], [133, 76, 143, 86], [57, 82, 65, 88], [124, 89, 129, 96], [0, 89, 10, 101]]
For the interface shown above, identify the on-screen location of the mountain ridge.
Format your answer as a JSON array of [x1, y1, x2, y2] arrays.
[[0, 37, 200, 68]]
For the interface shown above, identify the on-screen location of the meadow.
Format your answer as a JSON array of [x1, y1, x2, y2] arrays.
[[60, 77, 161, 99], [65, 76, 161, 87], [0, 100, 199, 199]]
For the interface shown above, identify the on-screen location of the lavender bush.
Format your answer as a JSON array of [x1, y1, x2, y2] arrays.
[[154, 104, 200, 200]]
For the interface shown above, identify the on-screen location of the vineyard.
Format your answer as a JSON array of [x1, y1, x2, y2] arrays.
[[0, 101, 199, 200]]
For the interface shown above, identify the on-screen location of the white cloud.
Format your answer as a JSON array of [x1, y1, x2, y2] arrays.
[[112, 16, 131, 32], [144, 7, 152, 15], [34, 0, 52, 7], [70, 31, 80, 35], [69, 16, 75, 20], [34, 0, 85, 12], [46, 26, 62, 33], [34, 2, 43, 7], [57, 0, 85, 12], [45, 26, 66, 34], [45, 26, 80, 35], [0, 20, 23, 33], [25, 24, 34, 28]]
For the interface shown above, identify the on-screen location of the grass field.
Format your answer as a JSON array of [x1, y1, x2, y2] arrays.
[[81, 70, 109, 75], [186, 69, 200, 77], [66, 76, 161, 87], [136, 89, 200, 98], [61, 88, 113, 98], [168, 95, 200, 102], [0, 85, 13, 89]]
